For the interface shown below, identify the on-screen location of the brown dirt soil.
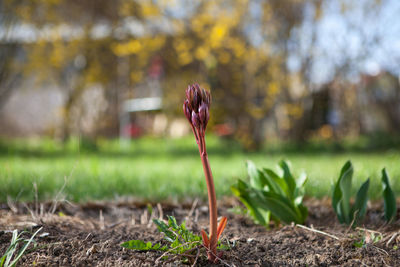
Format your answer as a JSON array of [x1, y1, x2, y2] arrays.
[[1, 198, 399, 266]]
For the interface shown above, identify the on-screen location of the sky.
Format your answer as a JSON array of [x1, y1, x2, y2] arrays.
[[310, 0, 400, 83]]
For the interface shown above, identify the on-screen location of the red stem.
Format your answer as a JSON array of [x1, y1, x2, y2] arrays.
[[198, 136, 218, 261]]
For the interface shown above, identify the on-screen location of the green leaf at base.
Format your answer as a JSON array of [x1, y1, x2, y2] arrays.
[[382, 168, 397, 223], [121, 240, 167, 251], [351, 178, 370, 225]]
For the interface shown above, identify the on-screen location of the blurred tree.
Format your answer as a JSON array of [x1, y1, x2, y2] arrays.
[[9, 0, 126, 140], [4, 0, 393, 148], [0, 0, 21, 109]]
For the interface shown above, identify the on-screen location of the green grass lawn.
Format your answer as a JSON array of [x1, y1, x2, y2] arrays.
[[0, 136, 399, 203]]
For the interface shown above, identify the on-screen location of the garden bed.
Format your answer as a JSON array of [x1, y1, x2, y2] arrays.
[[1, 198, 399, 266]]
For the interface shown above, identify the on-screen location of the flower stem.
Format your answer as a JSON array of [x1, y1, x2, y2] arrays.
[[198, 138, 218, 261]]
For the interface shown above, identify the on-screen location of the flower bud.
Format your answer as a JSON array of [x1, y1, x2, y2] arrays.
[[186, 85, 192, 101], [198, 103, 208, 125], [183, 100, 191, 122], [192, 89, 200, 110], [205, 90, 211, 106], [205, 106, 210, 125], [184, 83, 211, 131], [191, 111, 200, 129]]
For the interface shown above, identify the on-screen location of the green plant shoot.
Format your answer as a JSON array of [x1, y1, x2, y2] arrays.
[[231, 160, 308, 226], [381, 168, 397, 223], [332, 161, 370, 226], [0, 227, 42, 267], [121, 216, 229, 263]]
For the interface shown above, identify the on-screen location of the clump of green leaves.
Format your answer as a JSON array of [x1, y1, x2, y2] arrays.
[[0, 227, 42, 267], [381, 168, 397, 223], [332, 161, 370, 226], [121, 216, 229, 263], [231, 160, 308, 226]]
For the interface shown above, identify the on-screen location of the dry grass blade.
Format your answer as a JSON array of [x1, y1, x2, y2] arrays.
[[140, 210, 148, 225], [186, 198, 199, 221], [7, 196, 18, 213], [345, 209, 359, 234], [147, 207, 156, 228], [157, 203, 163, 220], [23, 202, 38, 222], [191, 247, 200, 267], [49, 176, 68, 214], [296, 224, 341, 240], [371, 245, 389, 256], [385, 232, 399, 247], [355, 227, 383, 235], [99, 210, 105, 230]]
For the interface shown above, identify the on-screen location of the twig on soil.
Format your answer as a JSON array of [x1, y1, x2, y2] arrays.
[[296, 224, 340, 240], [191, 247, 200, 267], [372, 245, 389, 256], [109, 219, 130, 228], [84, 233, 92, 241], [345, 210, 359, 234], [385, 232, 398, 247]]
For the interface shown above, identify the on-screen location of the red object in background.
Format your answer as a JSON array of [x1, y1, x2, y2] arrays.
[[213, 123, 234, 137], [148, 56, 163, 79], [123, 124, 142, 138]]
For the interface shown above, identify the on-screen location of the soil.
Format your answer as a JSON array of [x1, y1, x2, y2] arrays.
[[1, 198, 399, 266]]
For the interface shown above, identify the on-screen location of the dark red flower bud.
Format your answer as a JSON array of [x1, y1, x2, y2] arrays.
[[192, 90, 200, 110], [184, 83, 211, 131], [186, 85, 192, 101], [191, 110, 200, 129], [205, 106, 210, 125], [193, 83, 201, 93], [186, 85, 194, 109], [205, 90, 211, 106], [183, 100, 191, 122], [198, 103, 208, 125]]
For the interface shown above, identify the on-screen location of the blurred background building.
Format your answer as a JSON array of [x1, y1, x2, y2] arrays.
[[0, 0, 399, 149]]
